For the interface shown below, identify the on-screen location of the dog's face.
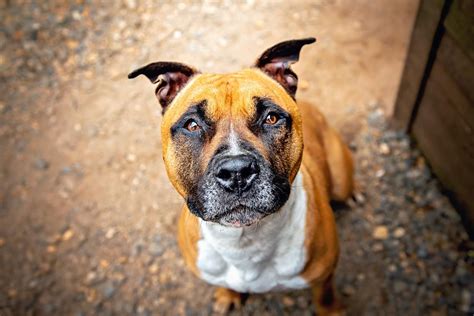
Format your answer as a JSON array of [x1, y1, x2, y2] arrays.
[[161, 69, 303, 227], [129, 38, 315, 227]]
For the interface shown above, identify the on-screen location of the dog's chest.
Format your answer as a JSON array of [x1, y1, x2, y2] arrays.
[[196, 174, 309, 293]]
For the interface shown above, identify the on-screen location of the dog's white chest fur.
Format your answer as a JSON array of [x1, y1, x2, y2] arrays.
[[196, 173, 309, 293]]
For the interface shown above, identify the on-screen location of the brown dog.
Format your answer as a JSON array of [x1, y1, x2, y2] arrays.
[[129, 38, 354, 315]]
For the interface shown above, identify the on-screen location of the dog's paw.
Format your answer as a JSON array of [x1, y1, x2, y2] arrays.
[[212, 287, 242, 315]]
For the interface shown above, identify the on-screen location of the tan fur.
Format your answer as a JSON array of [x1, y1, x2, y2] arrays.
[[177, 206, 200, 277], [171, 69, 353, 314]]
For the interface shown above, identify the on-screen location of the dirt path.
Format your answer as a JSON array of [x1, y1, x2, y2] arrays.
[[1, 1, 472, 315]]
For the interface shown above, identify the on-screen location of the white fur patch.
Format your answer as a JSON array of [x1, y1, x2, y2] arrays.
[[227, 124, 245, 156], [196, 172, 309, 293]]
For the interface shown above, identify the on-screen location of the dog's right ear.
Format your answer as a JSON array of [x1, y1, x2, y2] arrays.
[[255, 38, 316, 98], [128, 62, 198, 113]]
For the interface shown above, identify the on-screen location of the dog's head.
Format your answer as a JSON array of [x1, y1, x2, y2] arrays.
[[129, 38, 315, 227]]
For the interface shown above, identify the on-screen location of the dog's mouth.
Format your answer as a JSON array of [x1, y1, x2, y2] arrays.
[[208, 205, 269, 228]]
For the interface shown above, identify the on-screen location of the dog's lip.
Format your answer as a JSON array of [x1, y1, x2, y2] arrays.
[[206, 206, 244, 221], [218, 214, 263, 228], [206, 205, 267, 227], [224, 217, 260, 228]]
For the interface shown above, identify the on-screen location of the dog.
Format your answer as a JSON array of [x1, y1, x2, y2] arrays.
[[129, 38, 354, 315]]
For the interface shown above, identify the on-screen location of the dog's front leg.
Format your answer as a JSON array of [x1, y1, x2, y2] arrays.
[[212, 287, 242, 314], [311, 274, 345, 316]]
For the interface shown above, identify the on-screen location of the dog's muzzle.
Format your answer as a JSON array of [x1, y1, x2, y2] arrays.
[[186, 147, 291, 227]]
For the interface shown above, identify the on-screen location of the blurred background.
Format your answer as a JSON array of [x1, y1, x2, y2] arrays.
[[0, 0, 473, 315]]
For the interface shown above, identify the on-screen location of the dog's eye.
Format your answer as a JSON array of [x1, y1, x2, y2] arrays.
[[184, 119, 201, 132], [264, 113, 280, 125]]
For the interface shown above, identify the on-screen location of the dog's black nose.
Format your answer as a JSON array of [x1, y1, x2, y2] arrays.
[[215, 155, 259, 193]]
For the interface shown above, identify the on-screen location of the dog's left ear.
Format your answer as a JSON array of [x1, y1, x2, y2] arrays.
[[128, 62, 198, 113], [255, 37, 316, 98]]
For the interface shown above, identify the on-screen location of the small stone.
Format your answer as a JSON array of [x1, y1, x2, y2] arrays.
[[367, 108, 385, 127], [400, 260, 409, 269], [379, 143, 390, 155], [58, 189, 69, 199], [417, 246, 428, 259], [148, 263, 159, 274], [105, 228, 116, 239], [373, 226, 389, 240], [111, 272, 127, 283], [372, 242, 384, 252], [461, 289, 471, 313], [66, 40, 79, 50], [7, 289, 17, 297], [72, 10, 82, 21], [148, 242, 164, 256], [357, 273, 366, 281], [126, 153, 136, 162], [173, 30, 182, 39], [375, 169, 385, 178], [393, 227, 406, 238], [342, 284, 356, 296], [218, 37, 228, 47], [98, 281, 117, 299], [117, 20, 127, 30], [82, 286, 97, 303], [393, 280, 406, 293], [100, 259, 109, 268], [131, 240, 144, 257], [282, 296, 295, 307], [388, 264, 397, 273], [47, 245, 57, 253], [62, 229, 74, 241], [148, 235, 165, 256], [136, 304, 151, 316], [85, 271, 103, 285], [354, 192, 366, 204], [125, 0, 137, 9], [34, 158, 49, 170]]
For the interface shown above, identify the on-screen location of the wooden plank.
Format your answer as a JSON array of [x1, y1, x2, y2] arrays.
[[412, 34, 474, 236], [392, 0, 444, 130], [444, 0, 474, 61], [438, 30, 474, 105]]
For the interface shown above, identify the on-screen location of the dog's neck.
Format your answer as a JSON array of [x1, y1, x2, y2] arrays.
[[199, 171, 306, 253]]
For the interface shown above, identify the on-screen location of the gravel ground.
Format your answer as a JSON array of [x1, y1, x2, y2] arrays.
[[1, 1, 472, 315]]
